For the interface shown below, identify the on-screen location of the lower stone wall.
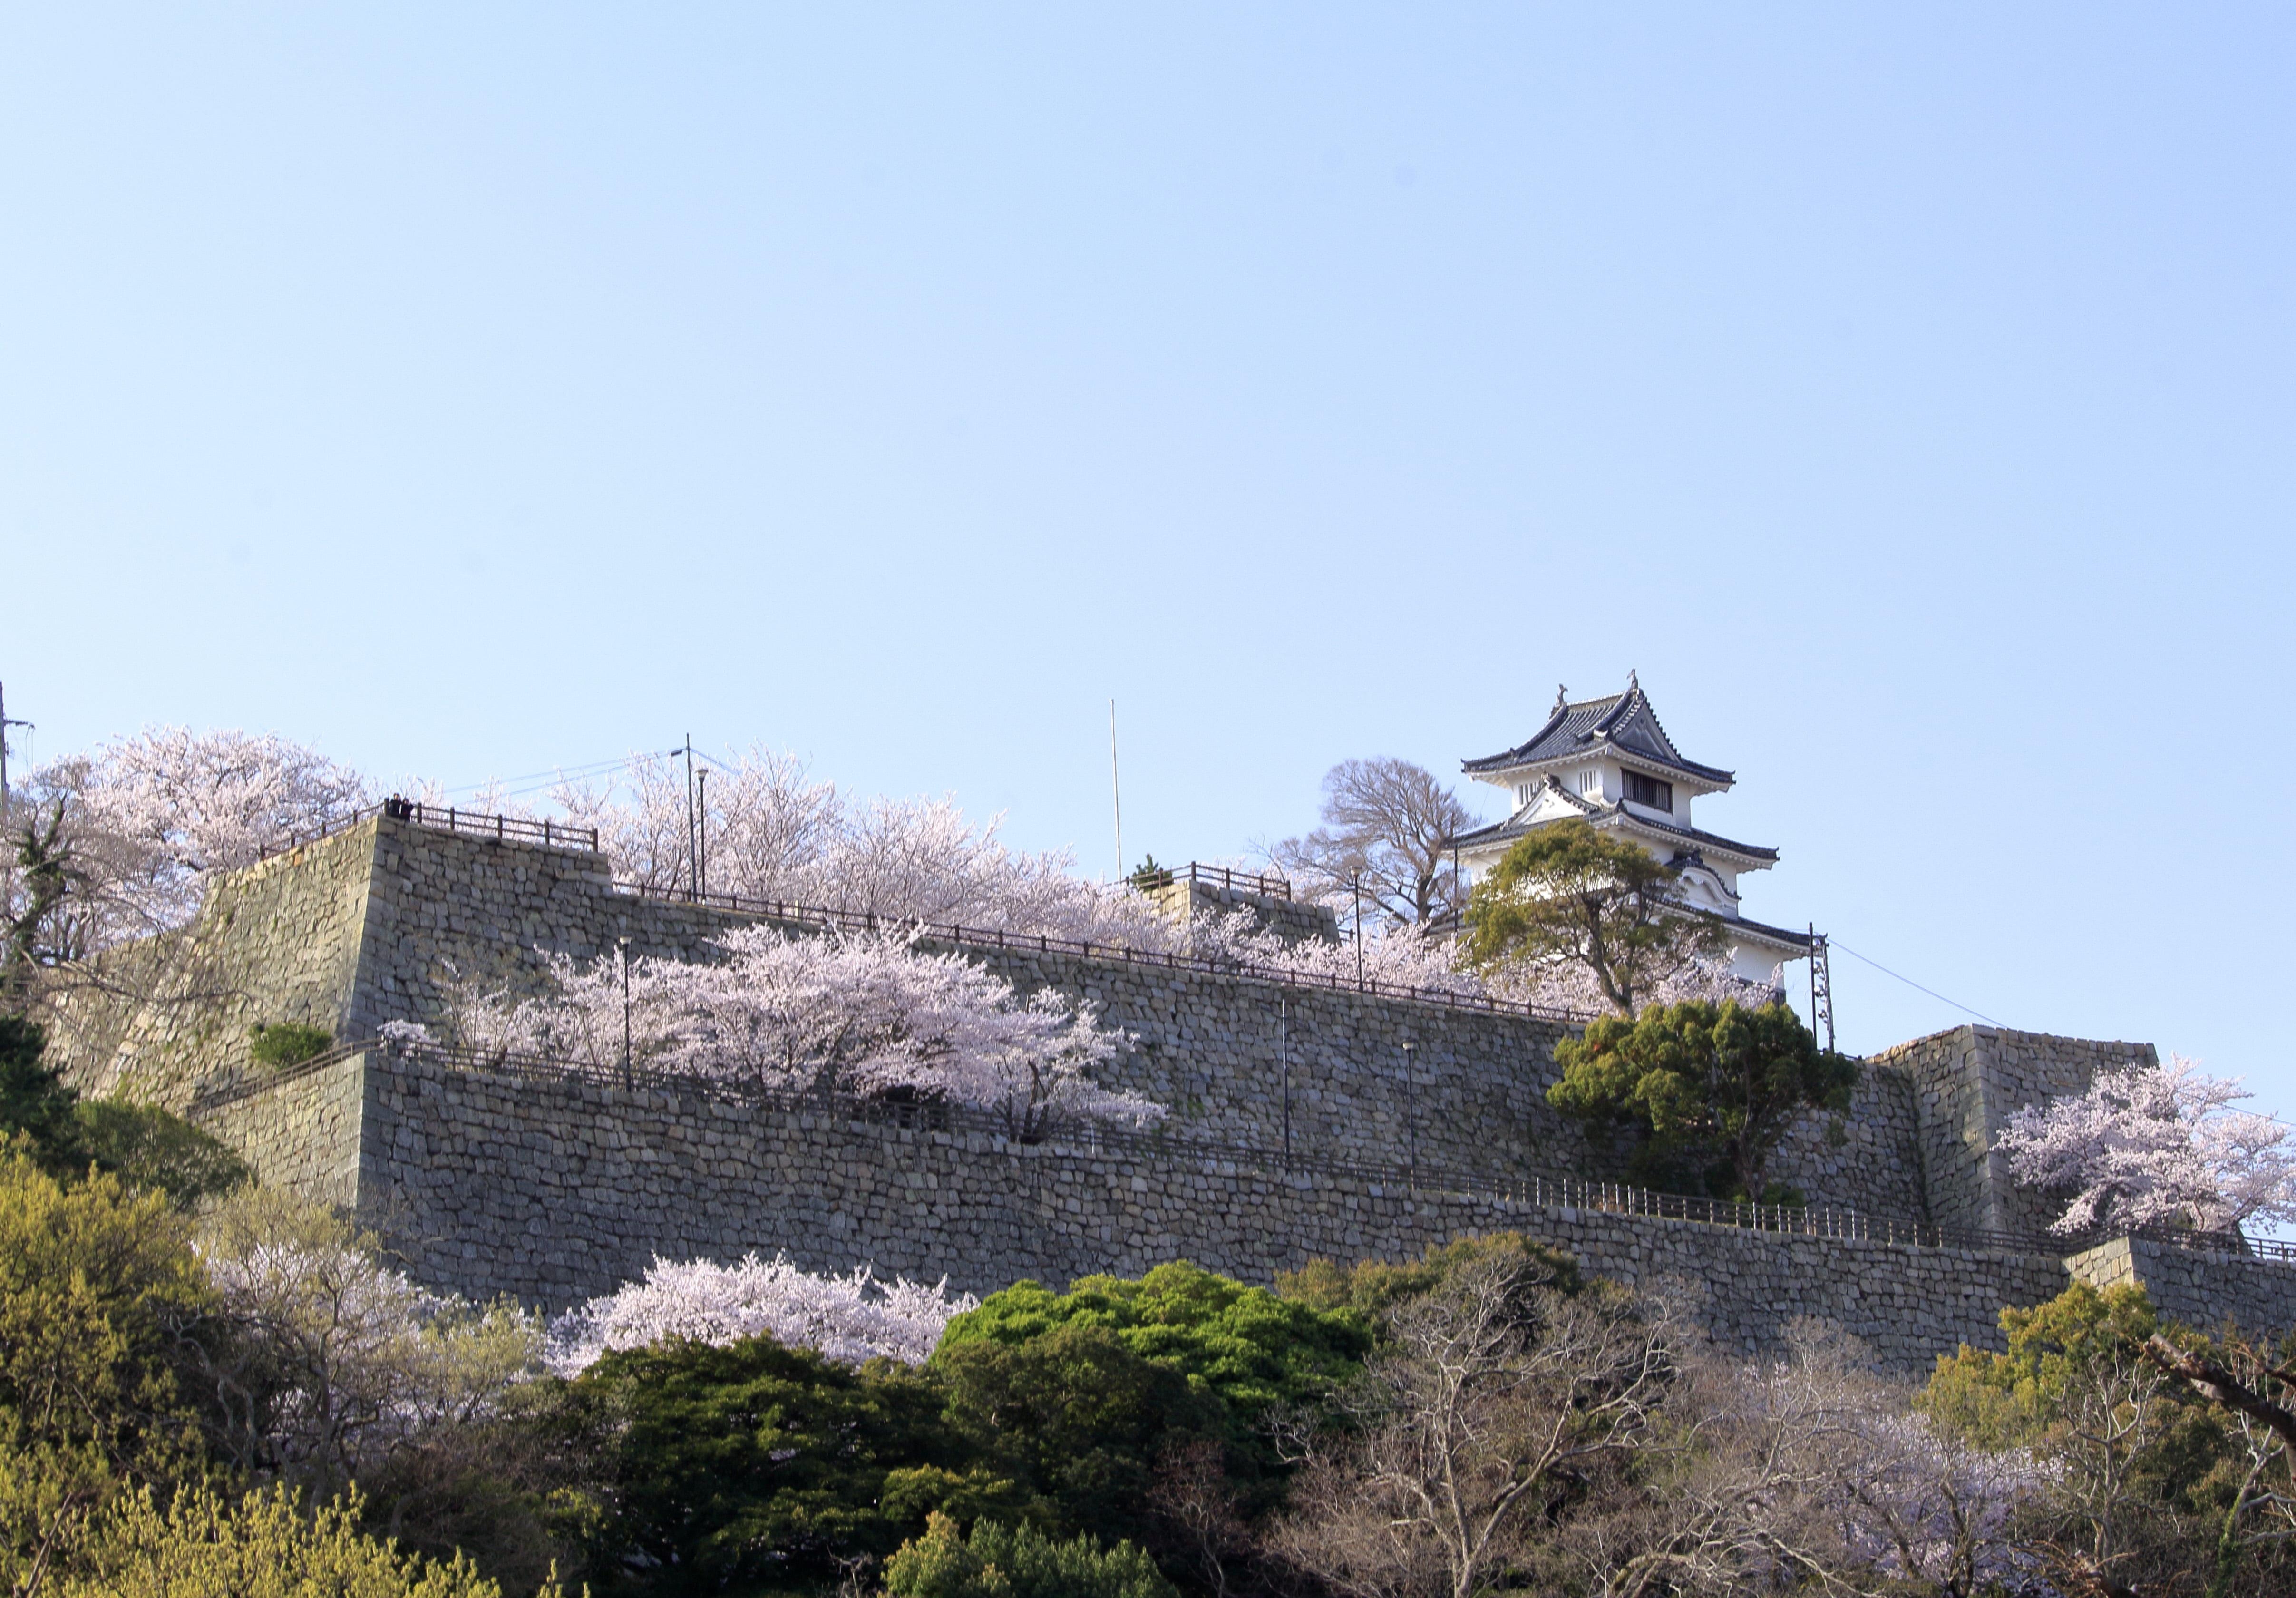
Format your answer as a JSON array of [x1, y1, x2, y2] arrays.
[[2066, 1237, 2296, 1338], [55, 817, 1946, 1228], [342, 1052, 2070, 1370], [1886, 1025, 2157, 1238], [194, 1055, 366, 1208]]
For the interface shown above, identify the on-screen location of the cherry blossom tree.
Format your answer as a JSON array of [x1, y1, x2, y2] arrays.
[[1192, 906, 1769, 1022], [555, 749, 1180, 949], [1191, 906, 1485, 998], [194, 1188, 544, 1499], [1995, 1054, 2296, 1235], [2, 729, 371, 966], [544, 1252, 977, 1377], [435, 924, 1163, 1137], [1557, 1320, 2050, 1597], [552, 745, 839, 901], [67, 727, 372, 931]]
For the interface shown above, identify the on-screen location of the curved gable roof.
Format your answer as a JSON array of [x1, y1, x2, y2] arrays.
[[1461, 677, 1734, 786]]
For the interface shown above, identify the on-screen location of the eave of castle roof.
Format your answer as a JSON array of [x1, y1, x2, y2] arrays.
[[1461, 679, 1734, 788], [1450, 782, 1779, 867]]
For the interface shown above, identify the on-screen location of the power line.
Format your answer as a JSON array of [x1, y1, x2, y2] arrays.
[[432, 750, 683, 800], [1827, 939, 2004, 1028]]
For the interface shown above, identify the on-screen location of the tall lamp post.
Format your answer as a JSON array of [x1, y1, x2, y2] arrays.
[[1352, 872, 1365, 989], [1279, 995, 1290, 1169], [1401, 1040, 1416, 1188], [617, 936, 633, 1091]]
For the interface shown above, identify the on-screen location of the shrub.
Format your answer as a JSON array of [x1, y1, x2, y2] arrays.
[[882, 1511, 1176, 1598], [75, 1101, 248, 1210], [1277, 1230, 1583, 1323], [248, 1023, 335, 1069], [59, 1483, 512, 1598], [568, 1334, 1011, 1594], [0, 1154, 214, 1589], [937, 1261, 1369, 1424]]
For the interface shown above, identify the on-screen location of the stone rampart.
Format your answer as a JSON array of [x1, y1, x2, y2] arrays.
[[272, 1050, 2064, 1370], [2065, 1236, 2296, 1338], [56, 815, 1927, 1216], [53, 812, 2287, 1360], [1879, 1026, 2157, 1237], [194, 1054, 366, 1209], [54, 823, 384, 1108]]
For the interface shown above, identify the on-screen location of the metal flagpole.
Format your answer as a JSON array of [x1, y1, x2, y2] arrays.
[[1109, 700, 1123, 878]]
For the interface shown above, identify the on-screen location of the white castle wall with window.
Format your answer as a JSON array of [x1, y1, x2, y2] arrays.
[[1453, 673, 1810, 985]]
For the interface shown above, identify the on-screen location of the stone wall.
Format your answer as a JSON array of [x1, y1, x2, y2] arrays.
[[1143, 874, 1339, 948], [194, 1055, 367, 1208], [2066, 1236, 2296, 1338], [64, 812, 2292, 1367], [50, 824, 383, 1108], [344, 1050, 2069, 1370], [75, 815, 1920, 1216], [1881, 1026, 2156, 1236]]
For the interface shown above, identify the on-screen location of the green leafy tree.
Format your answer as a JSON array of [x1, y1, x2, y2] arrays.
[[0, 1154, 217, 1592], [0, 1017, 88, 1177], [936, 1263, 1372, 1580], [882, 1511, 1177, 1598], [1460, 818, 1723, 1017], [75, 1102, 247, 1212], [937, 1262, 1370, 1426], [1547, 999, 1856, 1201], [1277, 1231, 1583, 1325], [569, 1335, 1011, 1596], [2142, 1325, 2296, 1597], [934, 1324, 1221, 1554], [60, 1484, 521, 1598], [1922, 1281, 2242, 1595]]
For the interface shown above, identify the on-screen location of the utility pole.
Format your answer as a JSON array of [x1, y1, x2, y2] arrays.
[[1109, 700, 1123, 879], [696, 769, 708, 899], [681, 734, 696, 899], [1808, 926, 1835, 1053], [0, 683, 29, 826]]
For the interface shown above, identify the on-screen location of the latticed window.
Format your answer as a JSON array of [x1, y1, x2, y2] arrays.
[[1623, 770, 1672, 811]]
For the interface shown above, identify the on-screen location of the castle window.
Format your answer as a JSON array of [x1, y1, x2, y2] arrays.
[[1579, 770, 1600, 795], [1624, 771, 1673, 811]]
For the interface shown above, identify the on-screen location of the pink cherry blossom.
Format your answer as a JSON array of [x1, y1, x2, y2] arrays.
[[1996, 1054, 2296, 1234], [439, 923, 1164, 1136], [544, 1252, 976, 1376]]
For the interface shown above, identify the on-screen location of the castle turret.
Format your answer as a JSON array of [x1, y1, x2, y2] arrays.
[[1452, 673, 1810, 984]]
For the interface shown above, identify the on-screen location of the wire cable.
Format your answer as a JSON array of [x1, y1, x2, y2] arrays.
[[1827, 938, 2004, 1028], [431, 750, 682, 799]]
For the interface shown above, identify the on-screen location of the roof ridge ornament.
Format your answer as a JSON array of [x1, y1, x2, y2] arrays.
[[1628, 668, 1639, 692], [1552, 683, 1568, 713]]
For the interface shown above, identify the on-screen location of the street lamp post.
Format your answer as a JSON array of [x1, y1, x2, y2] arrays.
[[1401, 1040, 1416, 1188], [1352, 872, 1364, 989], [618, 936, 633, 1091], [1279, 996, 1290, 1169]]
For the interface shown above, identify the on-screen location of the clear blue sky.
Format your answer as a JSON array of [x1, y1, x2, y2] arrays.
[[4, 8, 2291, 1095]]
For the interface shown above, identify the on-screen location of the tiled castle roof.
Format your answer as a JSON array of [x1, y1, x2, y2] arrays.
[[1462, 676, 1734, 787]]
